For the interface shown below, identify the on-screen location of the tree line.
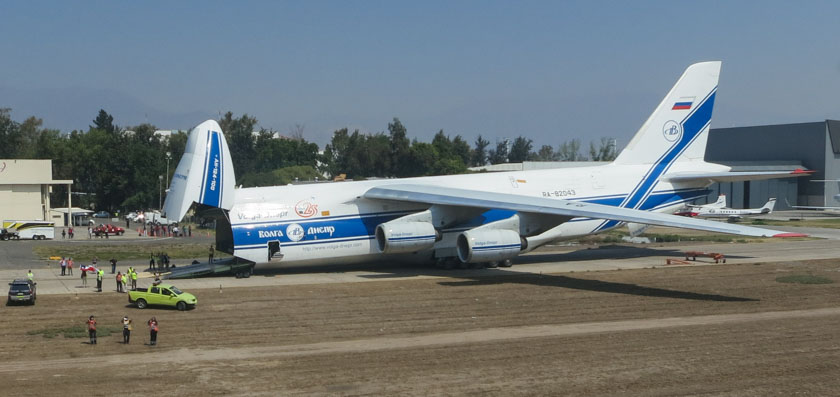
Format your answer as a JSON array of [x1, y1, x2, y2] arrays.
[[0, 108, 617, 212]]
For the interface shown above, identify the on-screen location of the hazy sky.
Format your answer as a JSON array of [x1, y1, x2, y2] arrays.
[[2, 1, 839, 147]]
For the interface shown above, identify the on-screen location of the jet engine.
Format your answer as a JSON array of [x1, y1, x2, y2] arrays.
[[376, 221, 439, 254], [456, 229, 525, 263]]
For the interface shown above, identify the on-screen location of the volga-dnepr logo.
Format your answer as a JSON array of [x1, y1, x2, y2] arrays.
[[286, 223, 305, 242], [662, 120, 682, 142]]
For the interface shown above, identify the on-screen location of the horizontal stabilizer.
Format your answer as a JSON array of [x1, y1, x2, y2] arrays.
[[662, 169, 813, 184]]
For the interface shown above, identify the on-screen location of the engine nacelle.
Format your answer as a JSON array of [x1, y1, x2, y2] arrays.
[[456, 229, 524, 263], [376, 221, 438, 254]]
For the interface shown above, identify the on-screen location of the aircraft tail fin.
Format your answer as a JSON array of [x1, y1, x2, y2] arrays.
[[711, 194, 727, 208], [613, 61, 721, 165], [761, 198, 777, 213], [163, 120, 236, 222]]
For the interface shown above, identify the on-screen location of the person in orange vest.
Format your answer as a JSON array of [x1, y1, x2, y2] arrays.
[[147, 317, 159, 346], [116, 272, 123, 293], [86, 315, 97, 345]]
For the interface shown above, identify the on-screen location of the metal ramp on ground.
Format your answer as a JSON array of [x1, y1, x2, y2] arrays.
[[165, 258, 253, 279]]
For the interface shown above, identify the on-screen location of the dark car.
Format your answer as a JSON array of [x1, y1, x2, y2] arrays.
[[93, 211, 110, 218], [0, 228, 19, 241], [7, 279, 36, 305]]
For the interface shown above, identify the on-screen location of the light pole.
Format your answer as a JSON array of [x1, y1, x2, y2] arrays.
[[158, 175, 163, 210]]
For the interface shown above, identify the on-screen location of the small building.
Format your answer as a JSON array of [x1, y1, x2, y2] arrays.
[[49, 207, 95, 227], [0, 159, 73, 225]]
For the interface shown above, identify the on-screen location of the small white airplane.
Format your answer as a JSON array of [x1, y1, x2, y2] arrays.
[[674, 195, 776, 220], [163, 61, 808, 270]]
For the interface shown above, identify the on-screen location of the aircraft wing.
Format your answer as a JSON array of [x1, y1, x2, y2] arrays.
[[661, 169, 813, 184], [364, 184, 804, 238], [791, 205, 840, 210]]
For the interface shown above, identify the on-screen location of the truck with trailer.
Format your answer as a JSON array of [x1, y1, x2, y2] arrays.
[[1, 221, 55, 240]]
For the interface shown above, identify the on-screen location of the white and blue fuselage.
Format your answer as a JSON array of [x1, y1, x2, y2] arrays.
[[164, 61, 801, 269]]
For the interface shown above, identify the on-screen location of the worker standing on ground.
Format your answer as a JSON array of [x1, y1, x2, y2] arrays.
[[110, 258, 117, 274], [60, 257, 66, 276], [130, 267, 137, 289], [86, 315, 97, 345], [147, 317, 159, 346], [27, 270, 34, 282], [121, 271, 128, 292], [116, 272, 123, 293], [67, 257, 73, 275], [122, 316, 132, 344], [96, 268, 104, 292], [209, 244, 214, 264], [81, 267, 87, 287]]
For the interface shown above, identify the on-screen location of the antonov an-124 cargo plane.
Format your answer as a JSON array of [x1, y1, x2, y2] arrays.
[[163, 61, 807, 269]]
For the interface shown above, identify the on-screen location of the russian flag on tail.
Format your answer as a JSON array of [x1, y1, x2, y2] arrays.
[[672, 96, 695, 110]]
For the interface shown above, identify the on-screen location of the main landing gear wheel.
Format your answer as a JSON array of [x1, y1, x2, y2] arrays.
[[499, 259, 513, 268]]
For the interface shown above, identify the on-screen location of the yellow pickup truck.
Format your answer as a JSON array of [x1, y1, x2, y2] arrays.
[[128, 284, 197, 311]]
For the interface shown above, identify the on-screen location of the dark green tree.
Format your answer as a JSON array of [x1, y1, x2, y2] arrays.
[[91, 109, 117, 134], [536, 145, 557, 161], [388, 118, 410, 177], [508, 136, 533, 163], [471, 135, 490, 166], [219, 112, 258, 180], [488, 139, 509, 165], [589, 137, 618, 161]]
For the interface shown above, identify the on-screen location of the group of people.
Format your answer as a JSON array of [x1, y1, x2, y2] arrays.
[[149, 252, 173, 272], [58, 257, 75, 276], [142, 223, 189, 238], [86, 315, 159, 346], [115, 267, 138, 293], [74, 257, 138, 293], [60, 227, 75, 239]]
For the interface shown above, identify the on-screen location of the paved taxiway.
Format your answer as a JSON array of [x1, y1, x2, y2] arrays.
[[4, 232, 837, 296]]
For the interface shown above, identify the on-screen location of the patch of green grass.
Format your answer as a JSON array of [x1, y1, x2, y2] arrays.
[[776, 275, 834, 284], [27, 325, 123, 339], [34, 242, 230, 262]]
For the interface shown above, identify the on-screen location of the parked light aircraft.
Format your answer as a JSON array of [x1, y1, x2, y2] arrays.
[[163, 61, 808, 269], [674, 194, 776, 220]]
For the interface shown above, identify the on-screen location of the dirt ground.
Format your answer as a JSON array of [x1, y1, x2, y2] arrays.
[[3, 258, 840, 396]]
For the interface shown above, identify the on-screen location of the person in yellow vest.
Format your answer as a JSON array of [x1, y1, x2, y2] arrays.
[[121, 271, 128, 292], [130, 267, 138, 290], [27, 270, 34, 282], [96, 268, 104, 292]]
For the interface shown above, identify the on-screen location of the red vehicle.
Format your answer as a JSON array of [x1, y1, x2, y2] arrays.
[[93, 224, 125, 236]]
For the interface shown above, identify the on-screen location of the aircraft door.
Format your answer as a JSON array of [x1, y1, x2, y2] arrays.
[[268, 240, 282, 262]]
